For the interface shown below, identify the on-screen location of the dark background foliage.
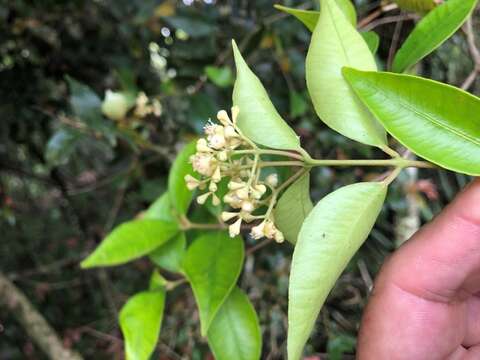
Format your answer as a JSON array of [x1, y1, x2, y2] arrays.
[[0, 0, 478, 359]]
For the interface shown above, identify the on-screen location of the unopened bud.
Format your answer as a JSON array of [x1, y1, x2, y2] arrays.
[[266, 174, 279, 188]]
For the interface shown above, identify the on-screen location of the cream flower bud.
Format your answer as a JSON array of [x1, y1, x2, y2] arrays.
[[212, 166, 222, 183], [265, 174, 279, 188], [217, 151, 228, 161], [102, 90, 131, 121], [274, 230, 285, 243], [264, 221, 276, 239], [252, 184, 267, 199], [209, 134, 226, 150], [229, 218, 242, 237], [196, 192, 210, 205], [217, 110, 231, 126], [209, 181, 218, 192], [221, 212, 238, 222], [228, 181, 245, 191], [196, 138, 211, 153], [251, 221, 266, 240], [224, 125, 237, 138], [241, 201, 254, 213], [231, 106, 240, 124], [191, 153, 215, 176], [212, 194, 221, 206], [185, 174, 199, 190], [236, 187, 249, 200]]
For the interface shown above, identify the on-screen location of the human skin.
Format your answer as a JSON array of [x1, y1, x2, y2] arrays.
[[357, 179, 480, 360]]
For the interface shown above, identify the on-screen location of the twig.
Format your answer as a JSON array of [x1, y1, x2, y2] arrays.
[[461, 17, 480, 90], [362, 13, 418, 32], [0, 272, 83, 360]]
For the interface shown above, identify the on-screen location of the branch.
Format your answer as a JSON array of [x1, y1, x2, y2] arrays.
[[0, 272, 83, 360]]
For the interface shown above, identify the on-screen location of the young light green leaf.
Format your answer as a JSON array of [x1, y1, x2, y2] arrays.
[[288, 182, 387, 360], [119, 289, 166, 360], [207, 287, 262, 360], [393, 0, 478, 73], [274, 172, 313, 245], [168, 141, 197, 216], [361, 31, 380, 55], [274, 0, 356, 30], [394, 0, 437, 13], [274, 5, 319, 31], [183, 231, 244, 336], [343, 68, 480, 176], [81, 220, 178, 268], [149, 232, 186, 273], [306, 0, 387, 148], [144, 192, 175, 222], [149, 270, 168, 290], [232, 40, 302, 151]]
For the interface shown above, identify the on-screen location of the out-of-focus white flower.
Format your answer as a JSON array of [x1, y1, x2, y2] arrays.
[[102, 90, 131, 121]]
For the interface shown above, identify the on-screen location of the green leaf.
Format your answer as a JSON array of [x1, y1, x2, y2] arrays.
[[394, 0, 437, 13], [149, 232, 186, 273], [361, 31, 380, 55], [183, 231, 244, 336], [232, 40, 302, 151], [81, 220, 178, 268], [306, 0, 387, 148], [144, 192, 175, 222], [393, 0, 478, 73], [66, 76, 102, 124], [119, 289, 166, 360], [289, 91, 309, 118], [274, 5, 319, 31], [45, 129, 81, 166], [343, 68, 480, 176], [207, 287, 262, 360], [205, 66, 234, 88], [274, 172, 313, 244], [168, 141, 197, 216], [288, 182, 387, 360], [149, 270, 168, 290], [274, 0, 356, 30]]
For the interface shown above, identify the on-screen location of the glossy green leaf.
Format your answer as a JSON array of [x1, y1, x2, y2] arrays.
[[343, 68, 480, 176], [393, 0, 478, 73], [232, 40, 302, 151], [306, 0, 387, 148], [274, 0, 357, 30], [144, 192, 175, 222], [274, 172, 313, 245], [119, 289, 165, 360], [81, 220, 178, 268], [361, 31, 380, 55], [149, 232, 186, 273], [168, 141, 197, 216], [66, 76, 102, 123], [394, 0, 437, 13], [288, 182, 387, 360], [207, 287, 262, 360], [183, 231, 244, 336]]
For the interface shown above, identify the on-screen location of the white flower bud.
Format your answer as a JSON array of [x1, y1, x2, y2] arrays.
[[208, 181, 217, 192], [209, 134, 226, 150], [228, 218, 242, 237], [212, 194, 221, 206], [241, 201, 254, 213], [196, 192, 210, 205], [217, 110, 231, 126], [274, 230, 285, 243], [217, 151, 228, 161], [102, 90, 131, 121], [251, 221, 266, 240], [185, 174, 199, 190], [264, 220, 276, 239], [231, 106, 240, 124], [196, 138, 211, 153], [265, 174, 279, 188], [221, 212, 238, 222], [212, 166, 222, 183], [236, 187, 249, 200], [228, 181, 245, 191], [224, 125, 237, 138]]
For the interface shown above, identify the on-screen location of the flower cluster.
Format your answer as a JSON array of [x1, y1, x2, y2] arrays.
[[184, 107, 285, 243]]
